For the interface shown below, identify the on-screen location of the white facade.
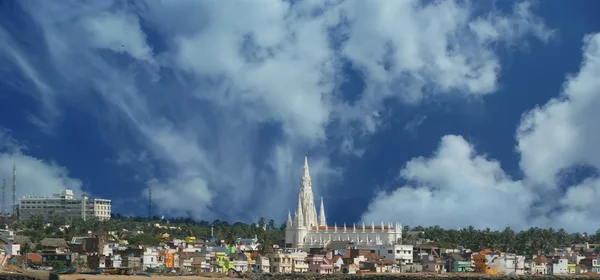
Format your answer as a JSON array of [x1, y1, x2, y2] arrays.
[[143, 247, 159, 269], [493, 253, 525, 275], [19, 189, 111, 222], [369, 244, 413, 265], [550, 258, 569, 275], [285, 157, 403, 250]]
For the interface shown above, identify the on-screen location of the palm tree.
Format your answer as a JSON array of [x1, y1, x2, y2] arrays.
[[257, 231, 272, 255], [225, 228, 237, 247]]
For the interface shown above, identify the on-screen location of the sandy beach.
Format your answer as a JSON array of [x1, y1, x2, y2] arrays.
[[59, 275, 221, 280]]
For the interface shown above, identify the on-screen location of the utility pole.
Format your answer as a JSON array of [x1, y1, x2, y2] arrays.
[[1, 178, 5, 214], [12, 164, 16, 216], [148, 187, 152, 221]]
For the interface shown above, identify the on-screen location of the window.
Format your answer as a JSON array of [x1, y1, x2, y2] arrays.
[[388, 250, 393, 254]]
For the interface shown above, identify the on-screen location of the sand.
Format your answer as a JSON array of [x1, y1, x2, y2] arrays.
[[59, 275, 223, 280]]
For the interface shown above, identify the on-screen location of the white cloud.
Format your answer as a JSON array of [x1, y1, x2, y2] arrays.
[[0, 129, 84, 209], [0, 0, 551, 221], [362, 135, 534, 230], [362, 33, 600, 232]]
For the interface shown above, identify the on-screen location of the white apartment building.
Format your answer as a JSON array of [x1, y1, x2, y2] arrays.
[[19, 189, 111, 222], [366, 244, 414, 265]]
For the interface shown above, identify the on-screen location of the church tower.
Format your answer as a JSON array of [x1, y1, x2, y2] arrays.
[[298, 156, 318, 228], [318, 197, 327, 226]]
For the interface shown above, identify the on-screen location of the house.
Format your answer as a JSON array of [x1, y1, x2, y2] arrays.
[[567, 261, 576, 274], [40, 238, 68, 253], [446, 253, 472, 272], [291, 251, 308, 273], [232, 252, 249, 272], [330, 255, 344, 272], [530, 255, 548, 275], [376, 259, 400, 273], [306, 254, 333, 274], [371, 244, 413, 266], [7, 255, 25, 267], [0, 242, 20, 255], [122, 256, 142, 268], [191, 251, 212, 272], [142, 247, 159, 269], [422, 255, 445, 273], [576, 264, 588, 274], [251, 252, 270, 272], [26, 253, 43, 265], [106, 254, 122, 268], [472, 250, 499, 275], [87, 254, 106, 269], [548, 256, 569, 275], [267, 250, 292, 273], [163, 252, 174, 268], [495, 253, 525, 275], [580, 256, 600, 274], [210, 251, 233, 272], [41, 252, 73, 268]]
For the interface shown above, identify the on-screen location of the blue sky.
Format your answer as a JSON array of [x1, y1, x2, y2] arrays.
[[1, 0, 600, 232]]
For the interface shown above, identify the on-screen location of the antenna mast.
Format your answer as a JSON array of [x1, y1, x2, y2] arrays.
[[12, 164, 16, 215], [148, 187, 152, 221], [1, 178, 5, 214]]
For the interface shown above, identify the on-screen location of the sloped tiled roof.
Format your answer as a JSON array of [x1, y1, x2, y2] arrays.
[[26, 253, 42, 263], [376, 259, 395, 265], [40, 238, 67, 248], [362, 252, 381, 260]]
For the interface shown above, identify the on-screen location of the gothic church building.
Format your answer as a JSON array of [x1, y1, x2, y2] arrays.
[[285, 157, 403, 250]]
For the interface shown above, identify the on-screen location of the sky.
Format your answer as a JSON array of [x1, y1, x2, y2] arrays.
[[0, 0, 599, 232]]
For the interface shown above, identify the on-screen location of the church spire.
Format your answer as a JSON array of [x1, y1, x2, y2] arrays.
[[318, 197, 327, 226], [295, 197, 304, 227], [302, 156, 311, 185], [298, 156, 318, 227], [287, 210, 293, 227]]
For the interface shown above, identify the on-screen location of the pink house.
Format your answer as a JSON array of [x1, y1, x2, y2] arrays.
[[306, 254, 334, 274]]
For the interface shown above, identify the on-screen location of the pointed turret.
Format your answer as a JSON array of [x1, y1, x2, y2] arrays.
[[287, 210, 293, 227], [318, 197, 327, 226], [302, 156, 311, 184]]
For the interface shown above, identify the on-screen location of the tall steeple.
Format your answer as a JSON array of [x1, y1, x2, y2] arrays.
[[318, 197, 327, 226], [287, 210, 293, 227], [298, 156, 318, 227]]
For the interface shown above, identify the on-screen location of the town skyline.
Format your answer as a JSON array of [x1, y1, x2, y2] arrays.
[[1, 0, 600, 232]]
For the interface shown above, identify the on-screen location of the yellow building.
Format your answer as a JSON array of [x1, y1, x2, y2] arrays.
[[472, 249, 498, 275], [568, 263, 576, 274], [244, 253, 255, 266], [268, 251, 293, 273]]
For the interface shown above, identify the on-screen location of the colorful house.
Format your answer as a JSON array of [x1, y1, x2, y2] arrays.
[[211, 251, 233, 272], [567, 262, 576, 274], [580, 256, 600, 273], [164, 252, 174, 268], [446, 254, 472, 272], [472, 250, 498, 275]]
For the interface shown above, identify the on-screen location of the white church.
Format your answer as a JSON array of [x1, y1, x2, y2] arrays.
[[285, 157, 403, 250]]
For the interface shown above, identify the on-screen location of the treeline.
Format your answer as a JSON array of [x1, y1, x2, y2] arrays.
[[405, 225, 600, 255]]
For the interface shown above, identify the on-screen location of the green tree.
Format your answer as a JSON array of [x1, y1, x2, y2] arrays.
[[127, 233, 160, 246]]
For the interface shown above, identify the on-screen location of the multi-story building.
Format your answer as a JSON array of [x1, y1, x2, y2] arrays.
[[366, 244, 414, 266], [19, 189, 111, 222]]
